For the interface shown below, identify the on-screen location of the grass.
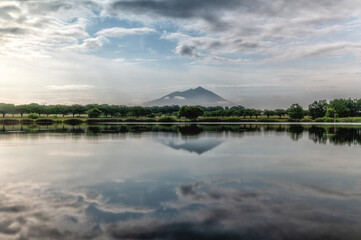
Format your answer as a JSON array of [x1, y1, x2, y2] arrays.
[[2, 116, 361, 125], [157, 116, 178, 122]]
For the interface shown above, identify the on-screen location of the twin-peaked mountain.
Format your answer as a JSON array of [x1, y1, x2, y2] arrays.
[[144, 87, 233, 106]]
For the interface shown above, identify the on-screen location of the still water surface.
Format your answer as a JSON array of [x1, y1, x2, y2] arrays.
[[0, 123, 361, 239]]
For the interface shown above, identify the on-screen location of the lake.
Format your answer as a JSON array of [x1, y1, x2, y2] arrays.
[[0, 123, 361, 240]]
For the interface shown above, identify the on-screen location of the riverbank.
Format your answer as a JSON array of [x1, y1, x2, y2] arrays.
[[1, 116, 361, 125]]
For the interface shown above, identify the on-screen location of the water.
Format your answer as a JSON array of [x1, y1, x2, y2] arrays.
[[0, 123, 361, 240]]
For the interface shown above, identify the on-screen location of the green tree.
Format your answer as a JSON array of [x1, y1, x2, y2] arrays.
[[263, 110, 275, 118], [243, 108, 253, 118], [275, 109, 286, 118], [254, 109, 262, 118], [325, 108, 336, 118], [69, 104, 86, 117], [329, 98, 357, 118], [88, 108, 102, 118], [15, 105, 28, 118], [54, 105, 70, 117], [287, 104, 304, 119], [27, 103, 45, 116], [308, 100, 328, 119], [0, 103, 15, 118], [178, 106, 204, 120]]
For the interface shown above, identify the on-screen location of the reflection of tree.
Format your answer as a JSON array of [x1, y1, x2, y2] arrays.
[[308, 126, 327, 144], [1, 123, 361, 146], [288, 125, 304, 141], [88, 126, 101, 134], [177, 125, 203, 136], [329, 127, 361, 145]]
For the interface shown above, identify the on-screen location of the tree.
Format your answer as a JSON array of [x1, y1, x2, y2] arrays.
[[54, 105, 70, 117], [243, 108, 253, 118], [308, 100, 328, 119], [326, 108, 336, 118], [329, 98, 357, 118], [178, 106, 204, 120], [69, 104, 86, 117], [254, 109, 262, 119], [263, 110, 275, 118], [0, 103, 15, 118], [88, 108, 102, 118], [15, 105, 28, 118], [275, 109, 286, 118], [27, 103, 45, 116], [287, 104, 304, 119]]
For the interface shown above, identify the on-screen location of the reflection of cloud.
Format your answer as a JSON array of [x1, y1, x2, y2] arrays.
[[1, 178, 361, 239], [107, 179, 361, 240], [48, 151, 92, 157]]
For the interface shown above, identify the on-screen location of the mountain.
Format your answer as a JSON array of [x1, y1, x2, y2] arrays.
[[144, 87, 233, 106]]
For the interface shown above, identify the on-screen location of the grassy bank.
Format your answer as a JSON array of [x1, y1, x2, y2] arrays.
[[2, 116, 361, 125]]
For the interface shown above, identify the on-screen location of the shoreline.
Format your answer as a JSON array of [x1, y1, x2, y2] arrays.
[[1, 118, 361, 125]]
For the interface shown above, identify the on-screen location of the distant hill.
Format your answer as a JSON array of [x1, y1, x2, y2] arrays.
[[144, 86, 233, 106]]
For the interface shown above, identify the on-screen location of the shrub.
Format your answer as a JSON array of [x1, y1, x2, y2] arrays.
[[178, 106, 204, 120], [157, 116, 177, 122], [28, 113, 39, 119], [325, 108, 336, 118], [287, 104, 304, 120], [88, 108, 102, 118], [314, 117, 334, 122]]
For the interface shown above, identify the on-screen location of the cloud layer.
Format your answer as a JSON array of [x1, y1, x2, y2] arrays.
[[0, 0, 361, 106]]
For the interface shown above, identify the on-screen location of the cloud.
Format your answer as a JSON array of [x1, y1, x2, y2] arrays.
[[0, 27, 27, 35], [96, 27, 156, 37], [46, 85, 95, 90], [173, 96, 185, 100], [107, 0, 361, 63]]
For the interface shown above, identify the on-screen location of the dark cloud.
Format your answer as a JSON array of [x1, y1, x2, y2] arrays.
[[107, 0, 361, 62], [0, 5, 21, 20], [110, 0, 242, 31], [0, 27, 27, 35], [0, 205, 27, 213]]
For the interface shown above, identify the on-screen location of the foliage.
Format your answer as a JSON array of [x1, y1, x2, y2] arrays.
[[275, 109, 287, 118], [157, 116, 177, 122], [308, 100, 328, 119], [325, 108, 336, 118], [329, 98, 358, 118], [0, 103, 15, 117], [178, 106, 204, 119], [263, 110, 276, 118], [314, 117, 335, 122], [63, 119, 84, 125], [287, 104, 304, 119], [88, 108, 102, 118], [28, 113, 39, 119]]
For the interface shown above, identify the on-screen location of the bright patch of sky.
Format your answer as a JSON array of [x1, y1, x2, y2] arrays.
[[1, 0, 361, 108]]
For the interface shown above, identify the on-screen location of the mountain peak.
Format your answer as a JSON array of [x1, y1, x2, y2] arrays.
[[144, 87, 234, 106]]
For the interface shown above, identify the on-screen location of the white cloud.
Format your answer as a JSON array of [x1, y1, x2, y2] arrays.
[[96, 27, 156, 37], [46, 85, 95, 90], [173, 96, 185, 100]]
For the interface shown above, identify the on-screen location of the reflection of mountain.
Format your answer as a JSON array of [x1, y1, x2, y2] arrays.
[[160, 138, 223, 154]]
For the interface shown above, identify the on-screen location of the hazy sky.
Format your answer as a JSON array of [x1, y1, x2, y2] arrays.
[[1, 0, 361, 108]]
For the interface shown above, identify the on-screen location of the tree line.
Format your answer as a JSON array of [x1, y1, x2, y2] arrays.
[[0, 98, 361, 119]]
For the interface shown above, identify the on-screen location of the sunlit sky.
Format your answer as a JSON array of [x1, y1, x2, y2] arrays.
[[1, 0, 361, 108]]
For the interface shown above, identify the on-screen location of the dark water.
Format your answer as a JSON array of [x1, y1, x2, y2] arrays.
[[0, 123, 361, 240]]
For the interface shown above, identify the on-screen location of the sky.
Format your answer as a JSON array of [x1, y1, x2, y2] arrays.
[[1, 0, 361, 108]]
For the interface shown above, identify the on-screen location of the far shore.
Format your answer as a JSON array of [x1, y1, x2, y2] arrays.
[[1, 116, 361, 125]]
